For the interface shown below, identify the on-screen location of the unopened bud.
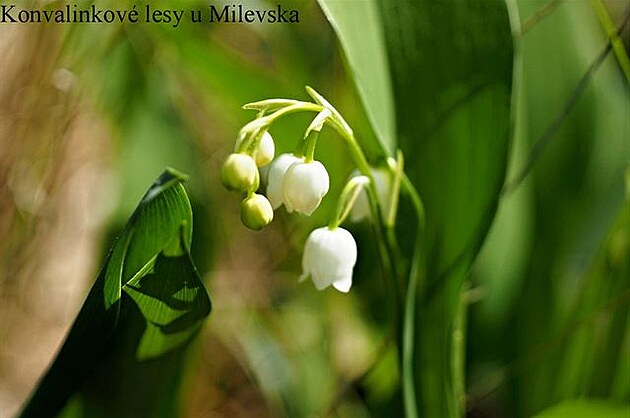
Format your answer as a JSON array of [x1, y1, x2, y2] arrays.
[[240, 193, 274, 231], [221, 153, 259, 192]]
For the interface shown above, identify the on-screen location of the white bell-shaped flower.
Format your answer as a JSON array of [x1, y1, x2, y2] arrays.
[[283, 160, 329, 215], [266, 153, 304, 209], [301, 227, 357, 293]]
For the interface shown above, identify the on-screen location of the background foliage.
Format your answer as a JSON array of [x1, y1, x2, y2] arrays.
[[0, 0, 627, 417]]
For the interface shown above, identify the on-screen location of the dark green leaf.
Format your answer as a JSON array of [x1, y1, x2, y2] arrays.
[[500, 2, 630, 414], [377, 1, 514, 416], [19, 168, 211, 418]]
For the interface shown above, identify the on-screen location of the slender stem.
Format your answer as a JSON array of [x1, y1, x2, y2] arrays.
[[329, 117, 430, 418], [590, 0, 630, 81], [329, 122, 404, 306], [304, 131, 319, 163], [328, 122, 373, 179], [401, 173, 426, 235], [238, 102, 324, 153], [294, 138, 306, 158], [329, 176, 369, 229], [387, 152, 404, 227], [502, 10, 630, 195], [262, 102, 323, 120], [319, 118, 409, 376], [400, 171, 426, 418]]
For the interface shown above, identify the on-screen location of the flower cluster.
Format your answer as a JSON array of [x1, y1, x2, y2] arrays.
[[220, 140, 331, 227], [220, 88, 387, 293]]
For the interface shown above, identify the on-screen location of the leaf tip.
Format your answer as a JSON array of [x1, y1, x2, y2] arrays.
[[305, 85, 316, 96], [164, 167, 189, 183]]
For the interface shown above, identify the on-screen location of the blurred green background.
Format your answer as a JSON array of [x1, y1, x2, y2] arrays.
[[0, 0, 628, 417]]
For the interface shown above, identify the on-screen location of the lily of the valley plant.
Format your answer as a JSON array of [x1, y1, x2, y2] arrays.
[[220, 86, 426, 417]]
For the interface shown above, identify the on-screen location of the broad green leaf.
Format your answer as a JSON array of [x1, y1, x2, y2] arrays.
[[532, 399, 629, 418], [19, 168, 211, 418], [317, 0, 396, 156], [376, 0, 514, 416], [501, 1, 630, 414]]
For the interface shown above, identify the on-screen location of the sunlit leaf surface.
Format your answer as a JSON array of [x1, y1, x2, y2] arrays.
[[317, 0, 397, 156], [532, 399, 629, 418], [19, 169, 211, 418]]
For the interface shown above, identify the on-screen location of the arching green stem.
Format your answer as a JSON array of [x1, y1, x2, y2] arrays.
[[304, 131, 319, 163], [400, 171, 426, 418], [329, 175, 370, 229]]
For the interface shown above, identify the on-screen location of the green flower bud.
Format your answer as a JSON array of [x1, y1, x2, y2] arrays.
[[221, 153, 259, 192], [240, 193, 273, 231]]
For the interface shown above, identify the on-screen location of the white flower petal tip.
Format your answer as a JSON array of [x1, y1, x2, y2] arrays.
[[332, 276, 352, 293], [283, 160, 330, 216], [301, 227, 357, 293], [266, 153, 304, 209]]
